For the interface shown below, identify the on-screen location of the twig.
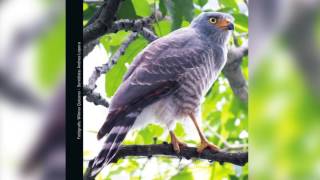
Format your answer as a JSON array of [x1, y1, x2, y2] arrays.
[[140, 27, 158, 42], [212, 131, 248, 151], [205, 124, 248, 151], [110, 15, 156, 33], [84, 33, 138, 106], [84, 0, 104, 4], [87, 32, 138, 90], [83, 86, 109, 107]]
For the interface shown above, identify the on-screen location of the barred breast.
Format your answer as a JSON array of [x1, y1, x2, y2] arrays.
[[173, 45, 226, 116]]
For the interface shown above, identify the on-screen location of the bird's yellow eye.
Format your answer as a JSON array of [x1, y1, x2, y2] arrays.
[[209, 17, 217, 24]]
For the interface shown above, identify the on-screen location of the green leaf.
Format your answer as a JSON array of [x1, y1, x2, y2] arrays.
[[100, 31, 130, 54], [116, 0, 139, 19], [218, 0, 239, 11], [159, 0, 167, 16], [166, 0, 194, 30], [194, 0, 208, 7], [174, 123, 186, 138], [181, 20, 190, 27], [233, 13, 248, 32], [132, 0, 152, 17], [105, 36, 148, 97], [36, 15, 65, 89], [105, 166, 126, 179], [194, 8, 202, 16], [138, 124, 164, 144], [125, 159, 139, 172], [83, 3, 88, 11], [171, 169, 193, 180], [83, 4, 98, 22], [153, 20, 171, 36]]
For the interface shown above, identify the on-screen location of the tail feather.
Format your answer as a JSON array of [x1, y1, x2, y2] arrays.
[[97, 110, 121, 140], [90, 110, 140, 177], [90, 81, 180, 178]]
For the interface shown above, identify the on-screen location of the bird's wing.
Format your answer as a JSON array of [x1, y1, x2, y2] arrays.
[[97, 28, 208, 138]]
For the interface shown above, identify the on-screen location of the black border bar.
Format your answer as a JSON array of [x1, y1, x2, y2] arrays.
[[66, 0, 83, 179]]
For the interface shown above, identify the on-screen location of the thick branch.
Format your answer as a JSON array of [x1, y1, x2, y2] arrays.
[[113, 144, 248, 165], [83, 0, 122, 45], [83, 2, 107, 57], [84, 144, 248, 179], [223, 44, 248, 102]]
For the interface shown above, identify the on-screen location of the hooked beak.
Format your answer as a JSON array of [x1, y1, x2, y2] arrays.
[[227, 23, 234, 30], [216, 18, 234, 31]]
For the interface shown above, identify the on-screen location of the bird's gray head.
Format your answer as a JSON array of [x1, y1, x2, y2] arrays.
[[191, 12, 234, 45]]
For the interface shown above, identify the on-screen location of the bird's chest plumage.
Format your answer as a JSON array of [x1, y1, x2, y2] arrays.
[[133, 42, 227, 130], [172, 47, 226, 115]]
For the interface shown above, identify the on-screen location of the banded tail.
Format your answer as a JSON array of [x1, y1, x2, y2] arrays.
[[90, 109, 141, 177], [89, 81, 179, 178]]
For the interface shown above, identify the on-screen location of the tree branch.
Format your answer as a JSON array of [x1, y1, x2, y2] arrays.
[[140, 27, 158, 42], [84, 32, 138, 106], [83, 2, 107, 57], [87, 32, 138, 91], [84, 0, 104, 5], [113, 144, 248, 165], [84, 14, 160, 56], [83, 0, 122, 45], [83, 86, 109, 107], [110, 15, 157, 33], [223, 43, 248, 102], [84, 144, 248, 179]]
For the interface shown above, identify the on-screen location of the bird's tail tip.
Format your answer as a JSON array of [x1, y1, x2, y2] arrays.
[[96, 130, 104, 140]]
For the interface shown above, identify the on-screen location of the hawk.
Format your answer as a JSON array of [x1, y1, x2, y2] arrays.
[[91, 12, 234, 176]]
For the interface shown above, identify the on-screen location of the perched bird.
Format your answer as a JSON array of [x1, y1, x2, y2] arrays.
[[91, 12, 234, 176]]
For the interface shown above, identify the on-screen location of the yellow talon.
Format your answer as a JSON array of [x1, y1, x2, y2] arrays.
[[170, 131, 187, 153], [197, 140, 220, 153]]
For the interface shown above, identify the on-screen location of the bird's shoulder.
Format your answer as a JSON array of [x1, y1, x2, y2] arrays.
[[123, 28, 206, 81]]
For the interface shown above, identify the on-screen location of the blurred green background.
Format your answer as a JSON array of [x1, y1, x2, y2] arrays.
[[250, 1, 320, 179]]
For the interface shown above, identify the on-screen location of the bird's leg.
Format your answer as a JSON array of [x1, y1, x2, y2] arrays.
[[189, 113, 220, 153], [170, 131, 187, 153]]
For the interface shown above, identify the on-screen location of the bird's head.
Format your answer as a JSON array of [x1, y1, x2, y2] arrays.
[[191, 12, 234, 45]]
